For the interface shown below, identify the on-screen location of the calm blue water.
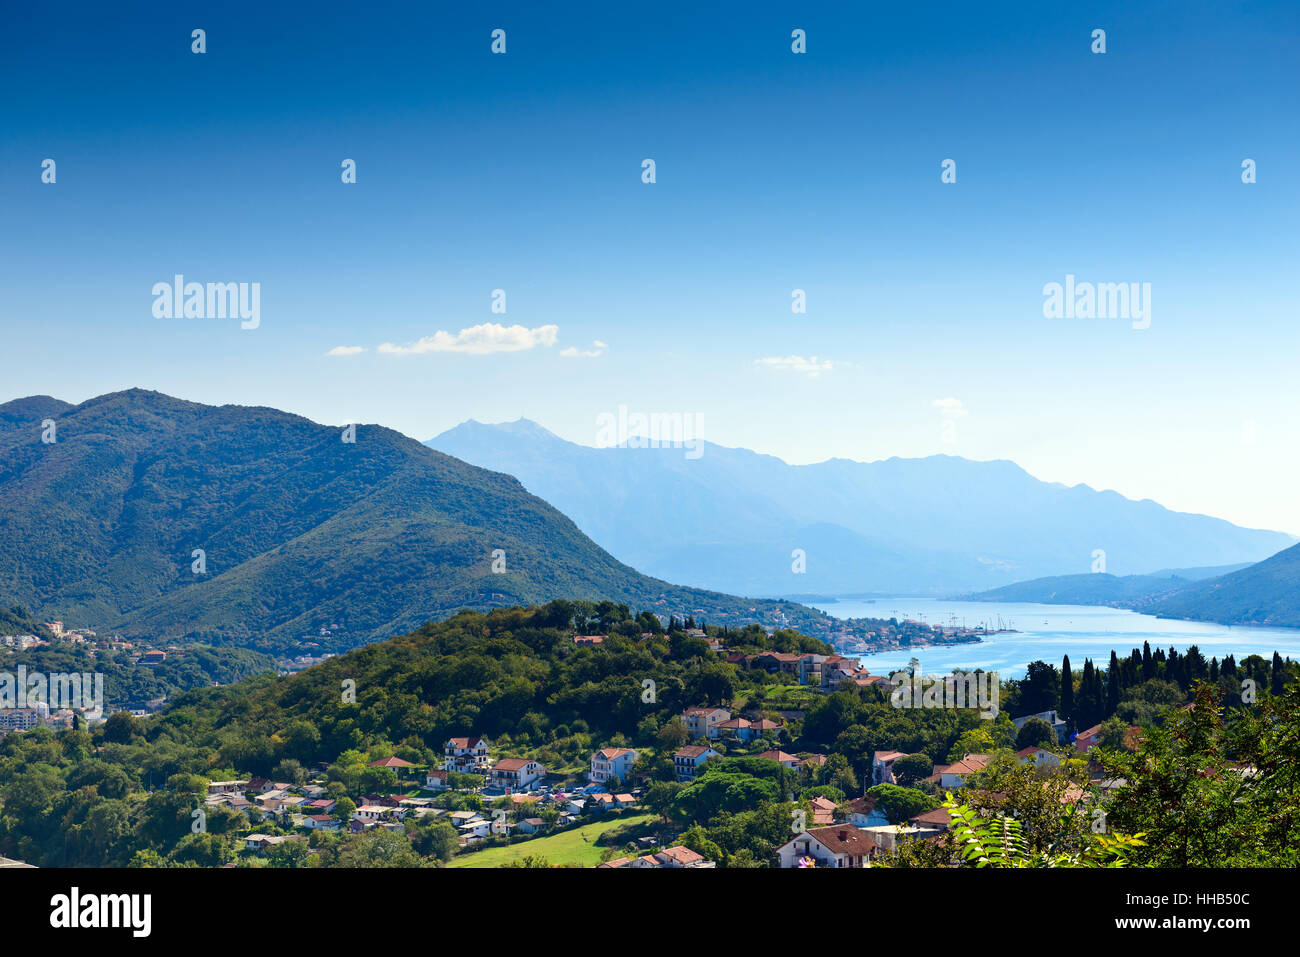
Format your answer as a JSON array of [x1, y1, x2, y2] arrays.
[[812, 598, 1300, 679]]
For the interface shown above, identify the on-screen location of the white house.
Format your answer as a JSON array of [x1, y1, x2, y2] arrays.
[[489, 758, 546, 793], [681, 707, 731, 739], [776, 825, 877, 868], [872, 750, 909, 785], [937, 753, 991, 789], [673, 745, 719, 781], [444, 736, 491, 773], [589, 747, 638, 785]]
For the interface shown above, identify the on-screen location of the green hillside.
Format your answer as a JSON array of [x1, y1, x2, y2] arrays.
[[0, 390, 845, 653], [1141, 543, 1300, 628]]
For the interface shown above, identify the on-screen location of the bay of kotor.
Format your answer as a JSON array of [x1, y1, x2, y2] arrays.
[[814, 598, 1300, 679]]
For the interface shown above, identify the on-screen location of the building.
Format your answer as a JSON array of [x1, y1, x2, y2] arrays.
[[622, 845, 714, 868], [681, 706, 731, 739], [936, 753, 991, 789], [810, 795, 838, 825], [673, 745, 719, 781], [872, 750, 909, 785], [756, 749, 800, 769], [1074, 724, 1105, 753], [777, 825, 877, 868], [715, 717, 756, 742], [424, 769, 449, 790], [489, 758, 546, 793], [1016, 746, 1063, 768], [590, 747, 638, 784], [444, 736, 491, 773]]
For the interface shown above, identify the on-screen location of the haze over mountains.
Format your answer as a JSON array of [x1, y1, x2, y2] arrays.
[[0, 390, 831, 653], [970, 545, 1300, 629], [428, 419, 1296, 598]]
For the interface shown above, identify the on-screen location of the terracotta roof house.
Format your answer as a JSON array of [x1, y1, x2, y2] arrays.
[[937, 753, 992, 789], [810, 795, 838, 825], [673, 744, 720, 781], [368, 756, 416, 769], [909, 808, 953, 833], [756, 749, 800, 769], [777, 825, 878, 868]]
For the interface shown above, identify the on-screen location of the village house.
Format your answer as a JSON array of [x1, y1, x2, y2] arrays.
[[444, 736, 491, 773], [673, 744, 719, 781], [908, 807, 953, 836], [844, 796, 890, 829], [488, 758, 546, 793], [301, 814, 339, 830], [615, 845, 714, 868], [1016, 746, 1063, 768], [1074, 724, 1105, 753], [777, 825, 877, 868], [681, 706, 731, 739], [935, 753, 992, 789], [752, 652, 801, 677], [872, 750, 909, 785], [517, 817, 547, 835], [589, 747, 638, 784], [424, 769, 449, 790], [821, 656, 868, 691], [715, 717, 756, 743], [756, 749, 800, 769], [810, 795, 838, 825]]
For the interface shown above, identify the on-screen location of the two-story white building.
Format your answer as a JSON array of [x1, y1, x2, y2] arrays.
[[589, 747, 638, 784], [673, 745, 719, 781], [681, 707, 731, 739], [488, 758, 546, 793]]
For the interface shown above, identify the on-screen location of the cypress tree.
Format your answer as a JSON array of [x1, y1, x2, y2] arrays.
[[1060, 655, 1075, 723], [1142, 641, 1154, 681], [1106, 650, 1121, 716]]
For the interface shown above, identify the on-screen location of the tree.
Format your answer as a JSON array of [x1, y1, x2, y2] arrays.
[[1017, 661, 1059, 716], [1060, 656, 1075, 723], [864, 784, 937, 824], [892, 753, 933, 787], [1014, 717, 1057, 752]]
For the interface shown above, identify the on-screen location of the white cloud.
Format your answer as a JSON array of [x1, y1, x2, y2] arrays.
[[754, 355, 837, 377], [560, 339, 607, 359], [327, 345, 366, 357], [932, 397, 968, 417], [378, 323, 559, 356]]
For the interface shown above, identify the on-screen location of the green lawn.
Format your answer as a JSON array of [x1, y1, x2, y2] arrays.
[[448, 813, 656, 868]]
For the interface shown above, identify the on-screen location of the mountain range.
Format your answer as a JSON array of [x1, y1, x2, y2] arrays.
[[428, 419, 1295, 597], [0, 390, 842, 653]]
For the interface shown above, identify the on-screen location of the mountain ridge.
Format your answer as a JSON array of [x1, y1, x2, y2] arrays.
[[0, 390, 856, 653], [427, 418, 1295, 597]]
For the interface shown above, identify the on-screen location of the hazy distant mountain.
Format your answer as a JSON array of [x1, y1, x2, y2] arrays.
[[0, 391, 841, 653], [1139, 543, 1300, 628], [428, 419, 1295, 597], [968, 548, 1300, 629], [966, 572, 1201, 607]]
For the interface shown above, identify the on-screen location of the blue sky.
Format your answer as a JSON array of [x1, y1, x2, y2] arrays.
[[3, 0, 1298, 533]]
